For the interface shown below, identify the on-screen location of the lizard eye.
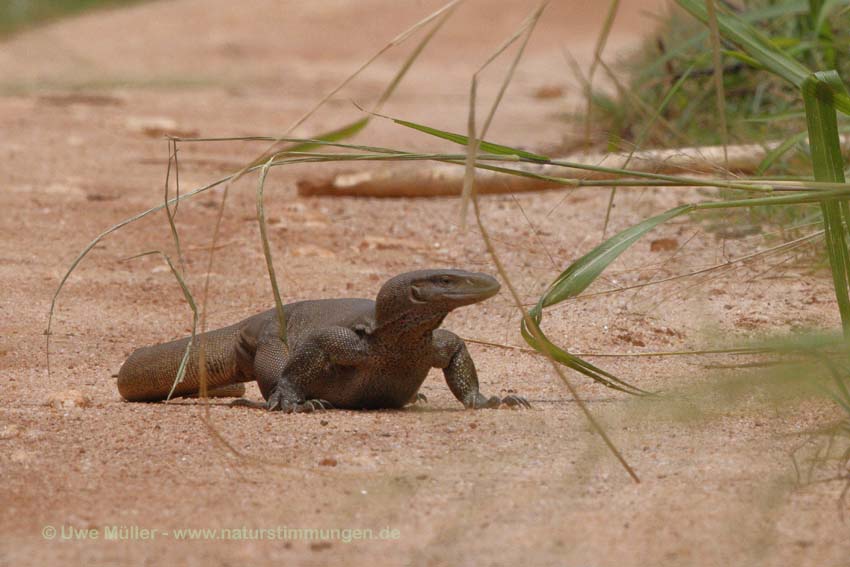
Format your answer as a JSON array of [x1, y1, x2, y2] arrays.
[[438, 276, 452, 285]]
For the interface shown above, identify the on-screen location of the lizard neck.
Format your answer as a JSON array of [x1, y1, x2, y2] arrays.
[[373, 277, 448, 340], [373, 309, 448, 342]]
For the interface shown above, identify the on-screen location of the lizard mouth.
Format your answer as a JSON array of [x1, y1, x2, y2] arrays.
[[410, 287, 499, 303], [445, 282, 500, 301], [446, 289, 497, 300]]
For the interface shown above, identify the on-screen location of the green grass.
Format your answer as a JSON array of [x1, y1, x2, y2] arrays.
[[580, 1, 850, 251], [582, 1, 850, 164], [0, 0, 145, 36]]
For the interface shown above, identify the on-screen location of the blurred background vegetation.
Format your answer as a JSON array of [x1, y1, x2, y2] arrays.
[[0, 0, 142, 36], [577, 0, 850, 243], [585, 1, 849, 161]]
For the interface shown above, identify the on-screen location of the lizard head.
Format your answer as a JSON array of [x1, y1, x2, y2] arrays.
[[375, 269, 500, 328]]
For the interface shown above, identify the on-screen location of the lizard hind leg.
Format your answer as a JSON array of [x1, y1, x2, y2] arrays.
[[252, 340, 291, 400]]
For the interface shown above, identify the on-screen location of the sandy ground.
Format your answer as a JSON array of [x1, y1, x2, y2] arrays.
[[1, 0, 849, 565]]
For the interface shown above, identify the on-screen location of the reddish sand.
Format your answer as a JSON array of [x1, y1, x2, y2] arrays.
[[1, 1, 848, 565]]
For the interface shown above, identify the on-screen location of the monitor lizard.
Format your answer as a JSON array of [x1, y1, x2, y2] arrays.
[[117, 269, 529, 412]]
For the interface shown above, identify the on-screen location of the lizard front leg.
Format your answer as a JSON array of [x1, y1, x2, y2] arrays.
[[431, 329, 530, 409], [266, 326, 369, 413]]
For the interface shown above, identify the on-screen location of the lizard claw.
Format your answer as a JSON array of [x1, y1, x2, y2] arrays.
[[467, 393, 531, 409], [266, 392, 286, 412], [268, 395, 334, 413], [408, 392, 428, 406], [501, 394, 532, 409], [266, 388, 297, 412], [294, 399, 334, 413]]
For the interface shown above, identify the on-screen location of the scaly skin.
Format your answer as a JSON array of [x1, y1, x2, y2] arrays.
[[117, 269, 530, 411]]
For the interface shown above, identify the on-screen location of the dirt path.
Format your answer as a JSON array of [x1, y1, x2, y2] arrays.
[[1, 1, 848, 565]]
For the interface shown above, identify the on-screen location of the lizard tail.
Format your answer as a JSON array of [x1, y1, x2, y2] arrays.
[[117, 326, 245, 402]]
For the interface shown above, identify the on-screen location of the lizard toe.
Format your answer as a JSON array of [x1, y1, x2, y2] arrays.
[[295, 399, 334, 413], [266, 392, 290, 412], [468, 394, 501, 409], [407, 392, 428, 406], [501, 395, 532, 409]]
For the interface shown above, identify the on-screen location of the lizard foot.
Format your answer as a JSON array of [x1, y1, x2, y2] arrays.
[[500, 394, 532, 409], [267, 394, 334, 413], [468, 393, 531, 409]]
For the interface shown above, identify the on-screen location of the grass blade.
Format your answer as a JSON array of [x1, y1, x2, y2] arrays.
[[518, 206, 694, 396], [539, 205, 692, 307], [676, 0, 811, 86], [124, 251, 198, 402], [391, 117, 549, 161], [756, 129, 810, 175], [705, 0, 729, 170], [256, 162, 287, 345], [804, 71, 850, 334], [583, 0, 620, 149], [460, 2, 546, 225], [602, 63, 696, 236], [245, 0, 461, 174]]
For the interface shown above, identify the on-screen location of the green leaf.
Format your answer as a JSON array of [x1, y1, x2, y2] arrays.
[[520, 317, 652, 395], [804, 71, 850, 180], [272, 118, 369, 157], [517, 204, 694, 396], [721, 49, 763, 69], [538, 205, 693, 308], [756, 129, 810, 175], [804, 71, 850, 335], [391, 117, 551, 162]]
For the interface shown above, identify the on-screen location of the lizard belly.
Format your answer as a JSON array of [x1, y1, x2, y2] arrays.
[[306, 362, 430, 410]]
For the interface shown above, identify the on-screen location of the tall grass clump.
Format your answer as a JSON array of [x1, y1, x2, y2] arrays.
[[582, 1, 850, 231], [585, 1, 850, 157]]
